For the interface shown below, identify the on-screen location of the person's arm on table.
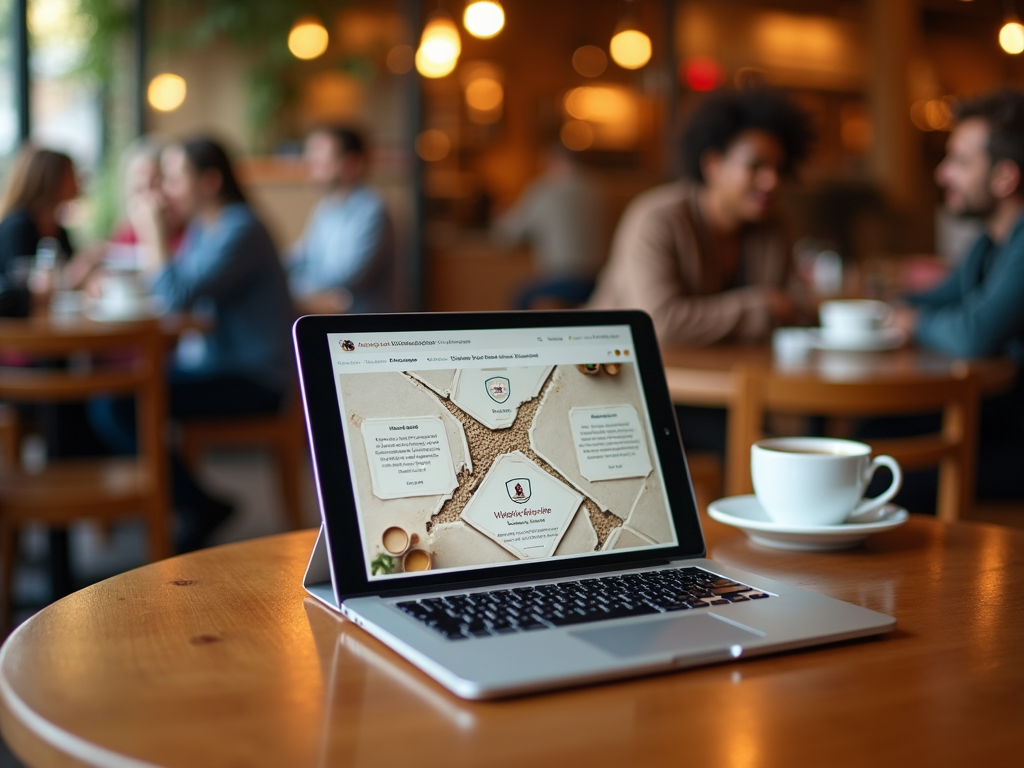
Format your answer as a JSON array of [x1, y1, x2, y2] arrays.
[[911, 243, 1024, 358], [294, 288, 353, 315]]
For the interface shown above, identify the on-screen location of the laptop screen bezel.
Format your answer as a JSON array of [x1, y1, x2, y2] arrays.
[[293, 310, 706, 601]]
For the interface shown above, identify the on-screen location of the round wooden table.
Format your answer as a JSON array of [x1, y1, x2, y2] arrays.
[[2, 516, 1022, 768]]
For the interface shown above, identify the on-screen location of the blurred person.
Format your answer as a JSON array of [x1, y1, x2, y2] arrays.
[[895, 89, 1024, 361], [589, 87, 814, 346], [0, 146, 77, 301], [495, 142, 605, 309], [64, 137, 187, 291], [288, 126, 393, 314], [882, 88, 1024, 504], [0, 146, 115, 461], [90, 136, 295, 551]]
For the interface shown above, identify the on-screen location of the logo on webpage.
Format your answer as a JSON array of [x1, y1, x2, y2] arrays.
[[485, 376, 511, 404], [340, 339, 355, 352], [506, 478, 531, 503]]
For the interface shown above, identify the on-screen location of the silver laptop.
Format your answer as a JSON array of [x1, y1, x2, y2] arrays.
[[294, 310, 894, 699]]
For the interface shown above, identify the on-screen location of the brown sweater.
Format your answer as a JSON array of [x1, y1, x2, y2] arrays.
[[589, 181, 794, 347]]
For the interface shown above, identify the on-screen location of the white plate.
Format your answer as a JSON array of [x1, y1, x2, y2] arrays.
[[84, 297, 165, 323], [707, 495, 909, 551], [809, 327, 906, 352]]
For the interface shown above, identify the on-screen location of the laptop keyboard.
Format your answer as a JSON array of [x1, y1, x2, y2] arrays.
[[396, 567, 771, 641]]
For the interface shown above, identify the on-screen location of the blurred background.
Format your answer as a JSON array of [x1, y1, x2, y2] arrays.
[[1, 0, 1021, 314]]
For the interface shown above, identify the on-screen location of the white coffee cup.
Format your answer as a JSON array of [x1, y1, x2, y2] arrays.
[[772, 327, 813, 365], [819, 300, 893, 344], [751, 437, 902, 527], [101, 271, 144, 316]]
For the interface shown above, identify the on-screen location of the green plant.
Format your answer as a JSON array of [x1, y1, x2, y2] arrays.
[[370, 553, 395, 576]]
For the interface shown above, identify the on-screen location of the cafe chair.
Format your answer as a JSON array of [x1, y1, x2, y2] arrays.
[[0, 404, 18, 465], [0, 320, 172, 629], [727, 363, 979, 522], [178, 388, 307, 531], [685, 452, 724, 513]]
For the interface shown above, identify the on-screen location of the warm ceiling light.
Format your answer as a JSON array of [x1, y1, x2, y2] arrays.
[[288, 17, 329, 60], [564, 86, 635, 123], [610, 26, 652, 69], [1000, 20, 1024, 54], [465, 77, 503, 111], [416, 11, 461, 78], [464, 1, 505, 39], [147, 73, 186, 112], [415, 129, 452, 161], [573, 45, 607, 78]]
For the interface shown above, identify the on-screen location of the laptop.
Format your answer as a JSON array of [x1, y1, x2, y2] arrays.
[[294, 310, 895, 699]]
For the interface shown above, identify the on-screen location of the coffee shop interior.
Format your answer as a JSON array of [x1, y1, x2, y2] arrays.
[[1, 0, 1024, 761]]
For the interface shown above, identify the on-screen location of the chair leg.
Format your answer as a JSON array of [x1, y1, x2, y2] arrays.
[[1, 523, 19, 636]]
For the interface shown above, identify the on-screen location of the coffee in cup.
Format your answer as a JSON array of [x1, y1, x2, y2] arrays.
[[382, 526, 411, 557], [819, 300, 893, 345], [751, 437, 902, 527]]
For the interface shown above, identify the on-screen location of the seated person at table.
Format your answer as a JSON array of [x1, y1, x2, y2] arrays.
[[91, 136, 295, 551], [888, 88, 1024, 503], [495, 142, 605, 309], [588, 87, 813, 347], [288, 126, 393, 314], [64, 137, 187, 290], [0, 146, 78, 308]]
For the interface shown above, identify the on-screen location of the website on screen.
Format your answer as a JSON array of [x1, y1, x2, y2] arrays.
[[326, 325, 678, 580]]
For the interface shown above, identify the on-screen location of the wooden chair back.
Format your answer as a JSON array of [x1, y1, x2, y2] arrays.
[[727, 363, 979, 522], [0, 319, 172, 627], [179, 385, 307, 531]]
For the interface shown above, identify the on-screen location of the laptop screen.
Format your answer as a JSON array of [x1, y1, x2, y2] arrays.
[[325, 323, 679, 581]]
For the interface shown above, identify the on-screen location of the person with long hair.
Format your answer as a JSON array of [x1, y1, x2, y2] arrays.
[[0, 145, 78, 272], [91, 135, 295, 551]]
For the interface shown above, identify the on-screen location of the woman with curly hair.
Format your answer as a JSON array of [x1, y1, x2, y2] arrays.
[[589, 87, 814, 347]]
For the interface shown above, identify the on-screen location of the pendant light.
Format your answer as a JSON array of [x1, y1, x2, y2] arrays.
[[416, 10, 462, 78], [609, 0, 651, 70]]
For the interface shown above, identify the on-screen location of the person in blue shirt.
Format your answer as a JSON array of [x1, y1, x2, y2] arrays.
[[287, 127, 394, 314], [889, 89, 1024, 503], [91, 136, 295, 551], [896, 90, 1024, 363]]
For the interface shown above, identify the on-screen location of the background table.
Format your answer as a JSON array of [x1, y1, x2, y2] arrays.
[[661, 343, 1016, 405], [2, 515, 1022, 768]]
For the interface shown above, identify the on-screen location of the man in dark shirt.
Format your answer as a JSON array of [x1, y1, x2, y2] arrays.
[[896, 89, 1024, 362], [892, 88, 1024, 502]]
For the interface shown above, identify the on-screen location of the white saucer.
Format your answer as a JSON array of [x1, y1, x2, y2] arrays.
[[809, 327, 905, 352], [84, 297, 164, 323], [707, 495, 909, 551]]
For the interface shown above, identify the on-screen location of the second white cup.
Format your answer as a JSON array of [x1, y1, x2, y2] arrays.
[[751, 437, 902, 527]]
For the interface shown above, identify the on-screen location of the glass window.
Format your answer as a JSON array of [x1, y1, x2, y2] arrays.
[[29, 0, 101, 169], [0, 0, 21, 162]]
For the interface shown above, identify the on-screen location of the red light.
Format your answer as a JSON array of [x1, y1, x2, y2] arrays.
[[683, 57, 723, 92]]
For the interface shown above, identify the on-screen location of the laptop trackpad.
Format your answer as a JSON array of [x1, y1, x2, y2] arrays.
[[571, 614, 762, 658]]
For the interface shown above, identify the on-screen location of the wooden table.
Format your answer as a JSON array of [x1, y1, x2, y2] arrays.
[[2, 517, 1022, 767], [660, 343, 1017, 406], [4, 311, 206, 347]]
